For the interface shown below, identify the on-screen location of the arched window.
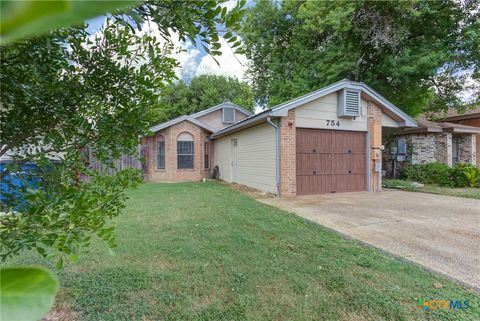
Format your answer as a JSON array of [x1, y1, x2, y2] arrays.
[[177, 132, 194, 169], [156, 135, 165, 169]]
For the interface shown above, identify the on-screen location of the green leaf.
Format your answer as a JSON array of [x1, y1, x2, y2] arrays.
[[0, 0, 139, 45], [0, 266, 59, 321]]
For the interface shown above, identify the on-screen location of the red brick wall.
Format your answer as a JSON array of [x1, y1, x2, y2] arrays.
[[279, 109, 296, 197], [144, 121, 212, 182]]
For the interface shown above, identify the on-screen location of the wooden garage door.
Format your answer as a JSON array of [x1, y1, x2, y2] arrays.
[[296, 128, 367, 195]]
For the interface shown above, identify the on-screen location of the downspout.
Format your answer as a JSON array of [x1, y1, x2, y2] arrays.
[[267, 116, 280, 197]]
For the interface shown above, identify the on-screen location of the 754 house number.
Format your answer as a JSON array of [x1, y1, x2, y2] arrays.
[[326, 120, 340, 127]]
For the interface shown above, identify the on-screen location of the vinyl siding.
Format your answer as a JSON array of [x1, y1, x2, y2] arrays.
[[295, 93, 368, 132], [382, 113, 400, 128], [213, 123, 276, 193]]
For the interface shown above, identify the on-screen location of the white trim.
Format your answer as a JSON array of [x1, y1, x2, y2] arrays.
[[212, 79, 417, 139], [149, 115, 217, 134], [190, 102, 253, 119]]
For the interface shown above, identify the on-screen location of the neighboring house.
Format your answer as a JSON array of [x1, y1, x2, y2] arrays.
[[146, 79, 416, 196], [437, 107, 480, 167], [384, 108, 480, 177]]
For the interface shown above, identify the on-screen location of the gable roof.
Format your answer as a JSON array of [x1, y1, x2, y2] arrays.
[[189, 102, 253, 119], [149, 102, 253, 134], [149, 115, 217, 134], [212, 79, 417, 138]]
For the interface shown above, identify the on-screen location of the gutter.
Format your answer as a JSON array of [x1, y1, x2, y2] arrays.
[[266, 117, 280, 197]]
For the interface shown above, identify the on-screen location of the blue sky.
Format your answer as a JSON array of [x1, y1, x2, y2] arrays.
[[85, 1, 249, 83]]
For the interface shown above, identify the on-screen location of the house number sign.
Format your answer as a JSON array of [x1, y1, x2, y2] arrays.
[[326, 120, 340, 127]]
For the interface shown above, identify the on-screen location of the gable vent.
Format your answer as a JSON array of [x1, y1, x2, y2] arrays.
[[337, 88, 360, 118]]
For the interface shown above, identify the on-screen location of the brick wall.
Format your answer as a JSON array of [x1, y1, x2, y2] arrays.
[[457, 134, 476, 165], [144, 121, 212, 182], [409, 133, 437, 164], [435, 133, 453, 166], [279, 109, 296, 197], [368, 102, 383, 192]]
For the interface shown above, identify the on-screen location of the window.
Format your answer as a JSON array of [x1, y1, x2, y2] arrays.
[[223, 107, 235, 123], [397, 137, 407, 155], [156, 138, 165, 169], [452, 136, 459, 165], [204, 141, 209, 169], [177, 132, 194, 169]]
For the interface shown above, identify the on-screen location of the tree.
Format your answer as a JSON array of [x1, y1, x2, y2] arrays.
[[154, 74, 254, 122], [241, 0, 480, 116], [1, 0, 245, 264]]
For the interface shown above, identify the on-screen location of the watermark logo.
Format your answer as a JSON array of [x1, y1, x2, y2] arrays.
[[416, 299, 470, 311]]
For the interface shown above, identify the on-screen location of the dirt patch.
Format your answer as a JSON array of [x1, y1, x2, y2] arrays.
[[225, 182, 275, 199], [42, 308, 79, 321]]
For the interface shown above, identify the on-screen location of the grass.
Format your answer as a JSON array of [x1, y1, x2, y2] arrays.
[[383, 179, 480, 199], [11, 182, 479, 321]]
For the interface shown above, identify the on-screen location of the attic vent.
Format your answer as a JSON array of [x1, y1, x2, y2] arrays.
[[337, 88, 360, 118]]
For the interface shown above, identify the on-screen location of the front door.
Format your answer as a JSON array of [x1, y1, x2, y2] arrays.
[[231, 139, 238, 182]]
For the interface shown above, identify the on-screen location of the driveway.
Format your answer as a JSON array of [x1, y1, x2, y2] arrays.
[[259, 190, 480, 289]]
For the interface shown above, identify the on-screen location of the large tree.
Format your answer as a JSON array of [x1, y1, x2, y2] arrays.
[[0, 0, 245, 264], [241, 0, 479, 116], [154, 74, 254, 122]]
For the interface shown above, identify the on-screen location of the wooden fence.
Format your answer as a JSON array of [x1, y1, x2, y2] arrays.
[[87, 145, 147, 176]]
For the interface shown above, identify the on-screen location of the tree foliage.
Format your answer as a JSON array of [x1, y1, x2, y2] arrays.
[[0, 0, 245, 264], [154, 75, 254, 122], [241, 0, 480, 115]]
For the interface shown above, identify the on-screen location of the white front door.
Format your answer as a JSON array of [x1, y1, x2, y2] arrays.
[[231, 139, 238, 182]]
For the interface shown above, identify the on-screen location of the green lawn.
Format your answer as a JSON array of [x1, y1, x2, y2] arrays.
[[383, 179, 480, 199], [12, 182, 479, 320]]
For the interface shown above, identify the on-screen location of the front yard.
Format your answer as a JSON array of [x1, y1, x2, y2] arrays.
[[13, 182, 479, 320], [383, 179, 480, 199]]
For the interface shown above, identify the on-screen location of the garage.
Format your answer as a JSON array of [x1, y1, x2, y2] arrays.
[[296, 128, 367, 195]]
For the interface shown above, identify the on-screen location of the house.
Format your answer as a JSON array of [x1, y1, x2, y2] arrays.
[[384, 108, 480, 177], [145, 79, 416, 196], [436, 107, 480, 167]]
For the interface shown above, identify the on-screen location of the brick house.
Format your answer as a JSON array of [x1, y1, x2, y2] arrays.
[[145, 79, 417, 196], [383, 108, 480, 177]]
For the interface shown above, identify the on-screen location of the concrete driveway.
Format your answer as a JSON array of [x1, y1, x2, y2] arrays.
[[259, 190, 480, 289]]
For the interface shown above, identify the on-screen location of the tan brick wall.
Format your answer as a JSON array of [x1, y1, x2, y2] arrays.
[[368, 102, 383, 192], [144, 121, 212, 182], [435, 133, 452, 166], [279, 109, 296, 197]]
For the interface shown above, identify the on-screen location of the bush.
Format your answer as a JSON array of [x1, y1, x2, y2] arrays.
[[402, 162, 480, 188], [403, 163, 454, 186], [455, 164, 480, 188]]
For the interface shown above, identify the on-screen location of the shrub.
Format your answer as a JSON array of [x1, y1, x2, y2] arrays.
[[403, 163, 455, 186], [456, 164, 480, 188], [402, 162, 480, 187]]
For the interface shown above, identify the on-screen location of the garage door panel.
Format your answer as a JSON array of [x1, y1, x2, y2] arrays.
[[296, 128, 366, 195], [297, 175, 333, 194]]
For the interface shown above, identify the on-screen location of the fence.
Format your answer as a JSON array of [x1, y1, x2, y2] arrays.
[[88, 145, 147, 176]]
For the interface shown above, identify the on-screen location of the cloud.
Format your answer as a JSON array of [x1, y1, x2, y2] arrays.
[[194, 36, 248, 80]]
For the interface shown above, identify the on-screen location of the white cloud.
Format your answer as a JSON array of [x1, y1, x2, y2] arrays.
[[194, 36, 248, 80]]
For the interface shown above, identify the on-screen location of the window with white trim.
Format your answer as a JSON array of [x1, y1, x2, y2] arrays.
[[177, 132, 194, 169], [157, 138, 165, 169], [222, 107, 235, 123]]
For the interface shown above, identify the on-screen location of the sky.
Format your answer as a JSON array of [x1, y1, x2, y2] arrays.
[[85, 0, 248, 83]]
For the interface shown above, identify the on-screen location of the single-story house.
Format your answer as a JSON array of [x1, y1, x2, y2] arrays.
[[144, 79, 417, 196], [437, 107, 480, 167], [384, 108, 479, 177]]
